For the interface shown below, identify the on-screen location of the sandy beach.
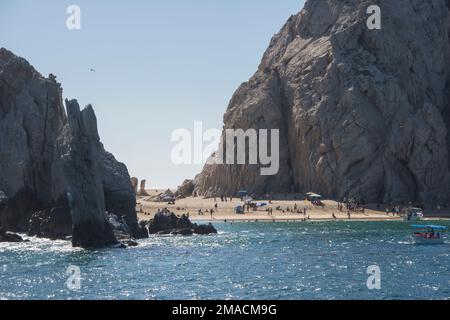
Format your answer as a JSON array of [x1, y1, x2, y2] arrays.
[[137, 190, 450, 223]]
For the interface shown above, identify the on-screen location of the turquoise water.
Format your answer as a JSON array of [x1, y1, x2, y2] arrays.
[[1, 221, 449, 300]]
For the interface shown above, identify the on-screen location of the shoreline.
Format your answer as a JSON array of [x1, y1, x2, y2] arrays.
[[137, 190, 450, 224], [186, 217, 450, 223]]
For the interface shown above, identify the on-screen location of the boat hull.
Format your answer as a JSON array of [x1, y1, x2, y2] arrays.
[[404, 215, 423, 222], [413, 236, 445, 245]]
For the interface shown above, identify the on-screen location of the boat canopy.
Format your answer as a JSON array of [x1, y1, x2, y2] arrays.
[[306, 192, 322, 198], [411, 225, 448, 230]]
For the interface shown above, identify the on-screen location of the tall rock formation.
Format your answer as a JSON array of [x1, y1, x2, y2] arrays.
[[58, 100, 118, 248], [0, 48, 67, 230], [0, 48, 140, 247], [194, 0, 450, 206]]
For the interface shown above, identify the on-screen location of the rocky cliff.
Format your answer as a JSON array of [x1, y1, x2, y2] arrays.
[[0, 48, 140, 247], [194, 0, 450, 206]]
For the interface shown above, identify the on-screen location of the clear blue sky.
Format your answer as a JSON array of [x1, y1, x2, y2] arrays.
[[0, 0, 305, 188]]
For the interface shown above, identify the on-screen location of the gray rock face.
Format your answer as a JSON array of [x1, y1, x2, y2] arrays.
[[0, 48, 67, 230], [138, 179, 149, 196], [194, 0, 450, 206], [0, 48, 140, 247], [58, 100, 118, 248], [148, 211, 217, 236], [130, 177, 138, 194], [175, 179, 195, 198], [28, 206, 72, 240]]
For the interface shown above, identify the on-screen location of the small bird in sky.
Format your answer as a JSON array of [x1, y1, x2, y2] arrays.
[[90, 68, 96, 72]]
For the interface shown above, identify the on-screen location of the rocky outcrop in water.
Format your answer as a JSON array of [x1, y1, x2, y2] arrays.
[[148, 211, 217, 236], [58, 100, 118, 248], [0, 227, 28, 243], [0, 48, 141, 248], [194, 0, 450, 206]]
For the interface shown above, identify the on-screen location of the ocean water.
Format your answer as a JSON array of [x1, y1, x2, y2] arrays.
[[1, 221, 449, 300]]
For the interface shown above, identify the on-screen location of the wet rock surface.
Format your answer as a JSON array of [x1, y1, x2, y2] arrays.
[[0, 227, 28, 243], [28, 206, 72, 240]]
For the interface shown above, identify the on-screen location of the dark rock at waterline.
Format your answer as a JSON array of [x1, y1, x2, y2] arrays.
[[108, 220, 140, 247], [0, 227, 28, 243], [171, 228, 194, 236], [193, 223, 218, 235], [177, 215, 194, 229], [148, 212, 180, 234], [137, 220, 150, 238], [28, 207, 72, 240], [71, 220, 118, 248], [148, 211, 217, 236], [0, 190, 46, 232], [123, 239, 139, 247]]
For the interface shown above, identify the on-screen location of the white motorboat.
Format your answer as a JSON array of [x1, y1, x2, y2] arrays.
[[404, 207, 424, 221], [411, 225, 447, 245]]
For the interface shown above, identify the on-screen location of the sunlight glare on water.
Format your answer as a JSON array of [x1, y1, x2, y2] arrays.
[[1, 221, 450, 300]]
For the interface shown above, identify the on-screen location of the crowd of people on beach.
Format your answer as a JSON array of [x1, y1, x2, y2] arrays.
[[137, 191, 448, 223], [338, 197, 365, 213]]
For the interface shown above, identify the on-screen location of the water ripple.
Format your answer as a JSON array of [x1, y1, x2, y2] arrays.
[[1, 221, 450, 299]]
